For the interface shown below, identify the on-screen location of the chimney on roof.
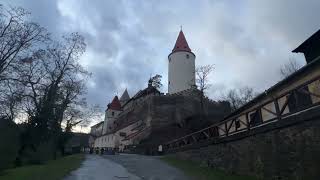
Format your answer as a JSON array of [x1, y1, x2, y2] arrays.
[[293, 29, 320, 64]]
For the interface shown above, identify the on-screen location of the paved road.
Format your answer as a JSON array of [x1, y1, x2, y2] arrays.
[[64, 154, 192, 180]]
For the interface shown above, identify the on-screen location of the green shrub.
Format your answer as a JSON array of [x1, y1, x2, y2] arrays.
[[0, 119, 20, 170], [0, 154, 84, 180], [21, 140, 57, 165]]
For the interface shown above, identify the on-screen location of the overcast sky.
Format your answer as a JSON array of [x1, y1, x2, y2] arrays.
[[3, 0, 320, 126]]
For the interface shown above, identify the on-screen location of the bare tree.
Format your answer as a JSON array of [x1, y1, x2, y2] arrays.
[[224, 86, 256, 111], [0, 5, 96, 162], [0, 79, 23, 120], [13, 33, 90, 158], [64, 103, 101, 133], [195, 64, 214, 116], [280, 58, 302, 78], [0, 5, 48, 121], [196, 65, 214, 93], [0, 6, 48, 79]]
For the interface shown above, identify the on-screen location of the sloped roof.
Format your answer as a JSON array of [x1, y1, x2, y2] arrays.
[[293, 29, 320, 53], [108, 96, 122, 111], [172, 30, 191, 53], [132, 86, 159, 100], [122, 85, 160, 108], [90, 121, 104, 128], [120, 89, 130, 103]]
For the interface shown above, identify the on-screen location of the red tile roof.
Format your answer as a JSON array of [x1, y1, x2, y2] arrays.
[[108, 96, 122, 111], [172, 30, 191, 53]]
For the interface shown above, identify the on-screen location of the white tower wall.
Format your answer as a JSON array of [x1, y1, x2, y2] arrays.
[[102, 109, 121, 134], [168, 51, 196, 94]]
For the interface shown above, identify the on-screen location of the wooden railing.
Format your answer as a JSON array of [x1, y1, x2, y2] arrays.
[[165, 75, 320, 151]]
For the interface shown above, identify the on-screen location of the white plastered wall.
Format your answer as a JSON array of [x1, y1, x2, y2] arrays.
[[168, 51, 195, 94]]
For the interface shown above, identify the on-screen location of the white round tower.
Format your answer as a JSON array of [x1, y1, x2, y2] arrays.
[[168, 30, 196, 94]]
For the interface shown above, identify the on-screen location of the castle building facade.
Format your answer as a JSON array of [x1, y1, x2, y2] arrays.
[[91, 79, 161, 151], [89, 30, 228, 152]]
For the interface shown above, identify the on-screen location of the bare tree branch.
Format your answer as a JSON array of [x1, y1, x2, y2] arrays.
[[195, 64, 214, 117], [223, 86, 257, 111], [280, 58, 303, 78]]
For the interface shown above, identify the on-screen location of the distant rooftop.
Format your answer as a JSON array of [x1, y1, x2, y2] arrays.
[[293, 29, 320, 64], [90, 121, 104, 128], [108, 96, 122, 111]]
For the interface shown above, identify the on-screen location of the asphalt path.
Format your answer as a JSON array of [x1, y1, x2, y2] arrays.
[[64, 154, 191, 180]]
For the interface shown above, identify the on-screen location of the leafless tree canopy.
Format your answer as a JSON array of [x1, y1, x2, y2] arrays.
[[196, 64, 214, 94], [224, 86, 256, 111], [195, 64, 214, 117], [15, 33, 91, 132], [0, 5, 97, 159], [280, 58, 302, 78], [0, 6, 48, 80]]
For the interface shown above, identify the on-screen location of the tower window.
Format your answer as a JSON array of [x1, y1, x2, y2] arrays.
[[112, 111, 114, 116], [169, 81, 170, 85], [186, 54, 190, 59], [169, 58, 171, 62]]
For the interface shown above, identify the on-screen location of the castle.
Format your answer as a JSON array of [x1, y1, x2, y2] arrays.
[[89, 30, 230, 152]]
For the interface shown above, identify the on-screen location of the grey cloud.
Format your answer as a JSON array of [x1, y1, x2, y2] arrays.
[[248, 0, 320, 46], [1, 0, 319, 119]]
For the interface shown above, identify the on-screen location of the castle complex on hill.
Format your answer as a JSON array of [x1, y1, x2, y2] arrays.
[[89, 30, 230, 152]]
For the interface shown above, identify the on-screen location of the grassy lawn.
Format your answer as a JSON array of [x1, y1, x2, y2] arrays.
[[161, 156, 257, 180], [0, 154, 84, 180]]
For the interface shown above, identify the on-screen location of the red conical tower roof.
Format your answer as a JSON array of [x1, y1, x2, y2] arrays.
[[107, 96, 122, 111], [172, 30, 191, 53]]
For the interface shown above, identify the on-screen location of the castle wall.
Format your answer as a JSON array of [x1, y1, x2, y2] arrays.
[[164, 59, 320, 179], [120, 95, 230, 148], [148, 95, 201, 128], [173, 115, 320, 179], [116, 121, 143, 150], [92, 90, 230, 150]]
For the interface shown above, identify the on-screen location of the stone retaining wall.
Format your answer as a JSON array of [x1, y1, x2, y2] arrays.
[[173, 117, 320, 180]]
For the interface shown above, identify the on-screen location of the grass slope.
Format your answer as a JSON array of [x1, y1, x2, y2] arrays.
[[161, 156, 257, 180], [0, 154, 84, 180]]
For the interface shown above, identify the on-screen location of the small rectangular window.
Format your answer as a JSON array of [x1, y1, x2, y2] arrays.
[[249, 110, 262, 127], [235, 120, 240, 129]]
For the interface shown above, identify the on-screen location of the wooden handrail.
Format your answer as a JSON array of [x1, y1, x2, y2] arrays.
[[165, 75, 320, 149]]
